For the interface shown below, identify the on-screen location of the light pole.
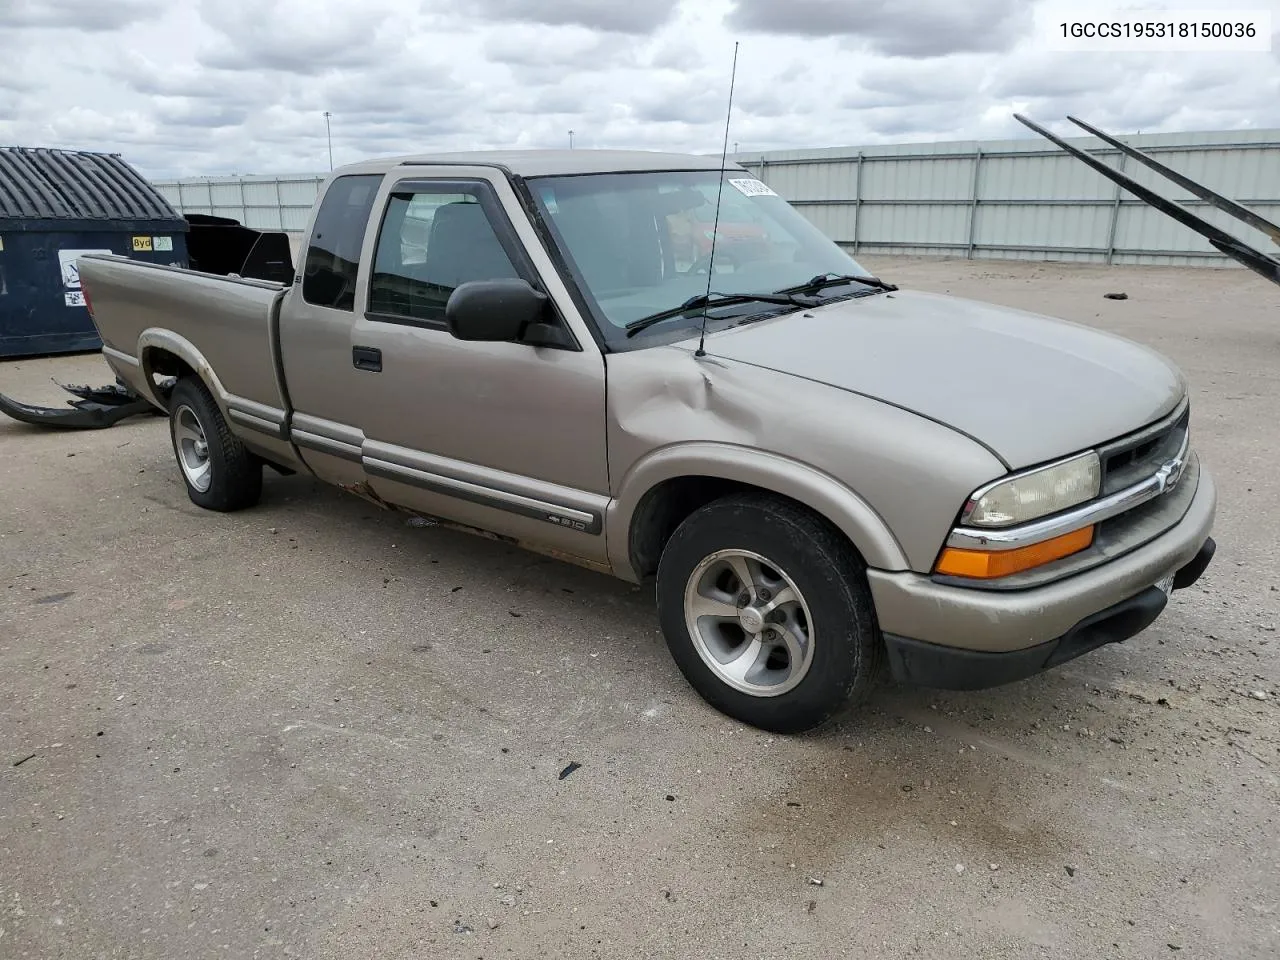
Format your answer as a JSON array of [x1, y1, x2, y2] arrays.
[[568, 130, 574, 149], [324, 112, 333, 170]]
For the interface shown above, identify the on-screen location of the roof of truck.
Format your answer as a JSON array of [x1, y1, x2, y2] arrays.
[[337, 149, 749, 179]]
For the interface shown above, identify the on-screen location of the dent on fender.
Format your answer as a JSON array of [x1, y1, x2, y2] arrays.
[[605, 347, 911, 578], [614, 353, 764, 449]]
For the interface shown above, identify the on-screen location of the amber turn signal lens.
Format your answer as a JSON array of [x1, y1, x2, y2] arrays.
[[935, 526, 1095, 579]]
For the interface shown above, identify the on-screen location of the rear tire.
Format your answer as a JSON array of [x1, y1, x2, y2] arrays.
[[655, 492, 883, 734], [168, 377, 262, 512]]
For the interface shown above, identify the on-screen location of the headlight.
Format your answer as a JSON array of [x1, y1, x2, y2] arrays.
[[962, 451, 1101, 528]]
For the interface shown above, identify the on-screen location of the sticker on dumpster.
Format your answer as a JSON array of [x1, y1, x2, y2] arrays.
[[58, 249, 111, 292], [0, 236, 5, 251], [132, 236, 153, 251], [64, 292, 86, 307], [152, 236, 174, 252], [727, 178, 777, 198]]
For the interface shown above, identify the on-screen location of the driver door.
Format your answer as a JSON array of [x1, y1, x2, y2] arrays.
[[346, 170, 611, 566]]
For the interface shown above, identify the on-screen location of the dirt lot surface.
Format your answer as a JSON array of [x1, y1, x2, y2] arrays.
[[1, 258, 1277, 959]]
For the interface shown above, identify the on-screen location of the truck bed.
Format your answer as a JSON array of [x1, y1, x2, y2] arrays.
[[78, 256, 290, 419]]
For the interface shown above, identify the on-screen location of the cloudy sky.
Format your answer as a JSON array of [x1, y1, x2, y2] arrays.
[[1, 0, 1277, 178]]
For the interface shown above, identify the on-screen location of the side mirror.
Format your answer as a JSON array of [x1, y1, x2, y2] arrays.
[[445, 278, 549, 342]]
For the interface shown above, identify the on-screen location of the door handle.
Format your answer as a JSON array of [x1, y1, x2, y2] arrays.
[[353, 346, 382, 372]]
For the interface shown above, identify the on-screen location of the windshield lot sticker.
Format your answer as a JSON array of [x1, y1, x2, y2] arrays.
[[728, 178, 777, 197]]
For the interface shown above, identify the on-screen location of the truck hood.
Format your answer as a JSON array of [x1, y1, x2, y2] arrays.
[[704, 289, 1185, 469]]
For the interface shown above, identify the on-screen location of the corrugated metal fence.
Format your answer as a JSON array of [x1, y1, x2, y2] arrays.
[[150, 174, 324, 234], [151, 127, 1280, 267], [733, 127, 1280, 267]]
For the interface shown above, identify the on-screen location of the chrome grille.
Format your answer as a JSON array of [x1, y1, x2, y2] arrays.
[[1100, 402, 1189, 495]]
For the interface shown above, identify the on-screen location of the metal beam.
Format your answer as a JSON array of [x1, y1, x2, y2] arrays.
[[852, 150, 863, 253], [840, 239, 1232, 260], [1070, 115, 1280, 247], [1015, 113, 1280, 286], [735, 139, 1280, 168], [1105, 149, 1127, 265], [784, 196, 1279, 208], [965, 149, 983, 259]]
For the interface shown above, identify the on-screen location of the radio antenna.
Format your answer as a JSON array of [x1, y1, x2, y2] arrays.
[[695, 41, 739, 359]]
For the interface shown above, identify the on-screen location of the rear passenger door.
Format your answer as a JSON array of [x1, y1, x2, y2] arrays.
[[347, 171, 610, 565]]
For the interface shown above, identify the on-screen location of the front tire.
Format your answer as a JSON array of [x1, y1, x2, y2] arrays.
[[168, 377, 262, 512], [655, 492, 883, 734]]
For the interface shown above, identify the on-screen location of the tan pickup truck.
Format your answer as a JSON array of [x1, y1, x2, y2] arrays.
[[77, 150, 1216, 733]]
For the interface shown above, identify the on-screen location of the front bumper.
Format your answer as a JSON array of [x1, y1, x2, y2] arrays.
[[883, 536, 1215, 690], [867, 464, 1216, 689]]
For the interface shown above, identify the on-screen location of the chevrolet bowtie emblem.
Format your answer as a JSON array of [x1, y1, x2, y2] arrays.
[[1155, 456, 1185, 494]]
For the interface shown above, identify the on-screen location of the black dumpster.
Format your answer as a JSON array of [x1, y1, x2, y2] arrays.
[[0, 147, 189, 358]]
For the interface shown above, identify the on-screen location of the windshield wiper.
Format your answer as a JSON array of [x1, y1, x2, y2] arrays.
[[777, 272, 898, 296], [623, 291, 812, 338]]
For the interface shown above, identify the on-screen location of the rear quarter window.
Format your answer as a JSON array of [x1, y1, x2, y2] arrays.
[[302, 174, 382, 310]]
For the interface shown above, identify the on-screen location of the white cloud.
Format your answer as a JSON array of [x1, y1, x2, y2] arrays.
[[730, 0, 1035, 57], [0, 0, 1275, 177], [0, 0, 152, 31], [466, 0, 682, 34]]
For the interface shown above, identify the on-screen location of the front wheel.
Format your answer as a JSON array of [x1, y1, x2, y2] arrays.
[[655, 493, 883, 734], [168, 377, 262, 512]]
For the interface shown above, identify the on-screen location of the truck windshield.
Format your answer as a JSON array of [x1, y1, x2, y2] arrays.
[[527, 170, 879, 347]]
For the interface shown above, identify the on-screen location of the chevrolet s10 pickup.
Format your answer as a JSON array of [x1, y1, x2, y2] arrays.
[[77, 149, 1217, 733]]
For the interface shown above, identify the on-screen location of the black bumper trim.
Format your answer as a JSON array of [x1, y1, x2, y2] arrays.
[[1172, 536, 1215, 590], [884, 536, 1216, 691]]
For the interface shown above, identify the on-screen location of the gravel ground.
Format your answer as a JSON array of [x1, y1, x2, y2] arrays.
[[1, 257, 1276, 959]]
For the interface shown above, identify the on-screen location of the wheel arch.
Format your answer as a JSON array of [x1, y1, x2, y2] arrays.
[[607, 443, 909, 583], [137, 329, 230, 415]]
